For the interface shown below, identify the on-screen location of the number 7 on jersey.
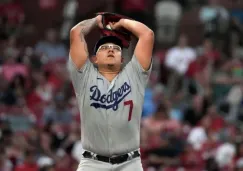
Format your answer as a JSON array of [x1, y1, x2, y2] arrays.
[[124, 100, 133, 121]]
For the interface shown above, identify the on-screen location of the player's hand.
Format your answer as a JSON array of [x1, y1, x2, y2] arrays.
[[108, 20, 123, 31], [96, 15, 103, 29]]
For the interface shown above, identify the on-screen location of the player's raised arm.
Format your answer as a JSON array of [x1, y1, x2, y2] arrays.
[[69, 15, 103, 69], [110, 19, 154, 71]]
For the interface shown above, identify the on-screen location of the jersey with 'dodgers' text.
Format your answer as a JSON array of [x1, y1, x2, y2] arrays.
[[68, 55, 152, 156]]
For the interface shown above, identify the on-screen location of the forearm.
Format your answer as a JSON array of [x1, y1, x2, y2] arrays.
[[120, 19, 153, 38], [70, 17, 97, 41], [70, 17, 97, 59]]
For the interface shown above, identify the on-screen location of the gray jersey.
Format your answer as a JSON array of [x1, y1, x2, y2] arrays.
[[68, 55, 152, 157]]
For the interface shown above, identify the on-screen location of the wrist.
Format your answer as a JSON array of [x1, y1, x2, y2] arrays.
[[95, 17, 98, 26], [120, 18, 126, 27], [120, 18, 136, 33], [95, 15, 101, 25]]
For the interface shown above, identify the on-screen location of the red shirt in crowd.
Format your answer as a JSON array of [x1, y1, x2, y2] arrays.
[[14, 162, 38, 171], [186, 49, 221, 78], [120, 0, 147, 11], [186, 56, 208, 78], [0, 1, 24, 25]]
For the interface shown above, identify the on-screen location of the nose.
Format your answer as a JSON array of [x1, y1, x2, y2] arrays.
[[108, 48, 114, 53]]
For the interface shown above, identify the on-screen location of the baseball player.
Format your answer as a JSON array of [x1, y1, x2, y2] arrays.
[[68, 13, 154, 171]]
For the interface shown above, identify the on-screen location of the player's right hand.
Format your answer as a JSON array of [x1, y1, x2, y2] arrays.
[[96, 15, 103, 29]]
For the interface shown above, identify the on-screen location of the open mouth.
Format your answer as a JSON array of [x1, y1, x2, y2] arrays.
[[107, 54, 114, 58]]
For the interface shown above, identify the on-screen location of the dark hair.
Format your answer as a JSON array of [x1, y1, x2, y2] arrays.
[[0, 144, 6, 155], [40, 165, 55, 171], [25, 147, 36, 157], [156, 102, 168, 114], [9, 74, 26, 90]]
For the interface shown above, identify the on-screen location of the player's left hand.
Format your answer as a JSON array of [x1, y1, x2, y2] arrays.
[[108, 20, 123, 31]]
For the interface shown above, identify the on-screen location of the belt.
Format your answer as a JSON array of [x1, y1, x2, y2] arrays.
[[82, 150, 140, 164]]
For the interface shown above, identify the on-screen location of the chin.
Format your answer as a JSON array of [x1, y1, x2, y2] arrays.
[[105, 61, 116, 65], [99, 62, 113, 67], [107, 62, 115, 66], [107, 64, 115, 67]]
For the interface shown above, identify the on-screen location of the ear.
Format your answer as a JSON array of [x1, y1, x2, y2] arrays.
[[91, 55, 98, 64], [121, 57, 124, 64]]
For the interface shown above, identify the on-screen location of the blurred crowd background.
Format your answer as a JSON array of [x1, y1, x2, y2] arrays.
[[1, 0, 243, 171]]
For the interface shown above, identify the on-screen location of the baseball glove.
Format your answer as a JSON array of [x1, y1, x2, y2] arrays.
[[95, 12, 132, 48]]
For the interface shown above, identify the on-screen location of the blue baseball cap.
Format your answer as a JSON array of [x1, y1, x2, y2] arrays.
[[93, 36, 123, 54]]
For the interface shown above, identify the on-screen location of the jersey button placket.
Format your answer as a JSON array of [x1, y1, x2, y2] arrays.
[[106, 80, 115, 156], [106, 93, 113, 156]]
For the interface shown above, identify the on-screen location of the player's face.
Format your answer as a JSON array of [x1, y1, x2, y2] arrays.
[[95, 43, 123, 67]]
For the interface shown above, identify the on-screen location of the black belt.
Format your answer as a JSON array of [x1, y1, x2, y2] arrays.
[[82, 150, 140, 164]]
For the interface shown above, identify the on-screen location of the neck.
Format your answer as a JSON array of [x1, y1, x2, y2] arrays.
[[98, 65, 120, 82], [99, 71, 119, 82]]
